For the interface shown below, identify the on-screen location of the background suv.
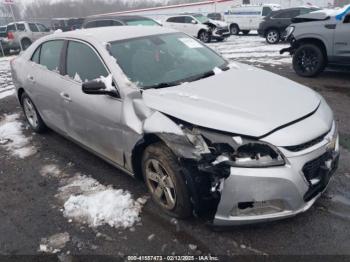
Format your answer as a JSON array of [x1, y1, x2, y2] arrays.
[[1, 22, 51, 52], [163, 13, 230, 43], [281, 8, 350, 77], [258, 7, 320, 44]]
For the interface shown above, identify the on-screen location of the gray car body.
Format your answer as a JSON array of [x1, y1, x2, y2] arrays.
[[11, 27, 339, 225], [284, 7, 350, 64]]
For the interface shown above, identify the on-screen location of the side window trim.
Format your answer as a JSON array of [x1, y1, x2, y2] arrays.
[[31, 45, 42, 64], [62, 39, 121, 98]]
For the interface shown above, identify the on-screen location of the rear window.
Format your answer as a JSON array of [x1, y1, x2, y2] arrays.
[[39, 40, 64, 72], [28, 23, 39, 32], [7, 23, 25, 32], [166, 17, 185, 23]]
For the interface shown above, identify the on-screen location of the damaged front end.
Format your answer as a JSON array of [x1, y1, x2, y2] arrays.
[[147, 117, 288, 224]]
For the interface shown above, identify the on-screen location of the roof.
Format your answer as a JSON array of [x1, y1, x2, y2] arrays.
[[50, 26, 177, 43], [83, 15, 155, 24]]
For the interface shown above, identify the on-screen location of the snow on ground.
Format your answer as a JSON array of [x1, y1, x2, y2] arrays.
[[209, 34, 291, 66], [39, 232, 70, 254], [0, 114, 36, 158], [0, 56, 15, 100], [55, 173, 147, 229]]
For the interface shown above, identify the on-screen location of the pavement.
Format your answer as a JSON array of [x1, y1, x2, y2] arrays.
[[1, 34, 350, 260]]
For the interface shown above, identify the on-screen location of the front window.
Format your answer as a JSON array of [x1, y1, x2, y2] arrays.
[[109, 33, 227, 89], [192, 14, 209, 23]]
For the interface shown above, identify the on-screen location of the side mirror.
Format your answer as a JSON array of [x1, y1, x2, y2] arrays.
[[82, 80, 119, 98], [191, 20, 197, 24]]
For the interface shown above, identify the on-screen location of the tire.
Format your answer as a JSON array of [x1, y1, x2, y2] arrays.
[[293, 44, 326, 77], [242, 30, 250, 35], [230, 24, 240, 35], [142, 142, 192, 219], [21, 39, 32, 51], [198, 30, 211, 43], [266, 29, 280, 44], [21, 92, 47, 133]]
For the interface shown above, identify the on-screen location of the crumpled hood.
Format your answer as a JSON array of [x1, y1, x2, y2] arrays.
[[142, 63, 321, 138], [209, 19, 228, 27]]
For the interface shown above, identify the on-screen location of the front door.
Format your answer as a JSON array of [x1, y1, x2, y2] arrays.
[[59, 40, 124, 165], [334, 13, 350, 62]]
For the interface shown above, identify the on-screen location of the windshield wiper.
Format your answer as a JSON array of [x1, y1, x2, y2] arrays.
[[143, 81, 181, 90]]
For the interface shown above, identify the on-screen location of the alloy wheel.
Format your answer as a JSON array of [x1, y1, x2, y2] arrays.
[[267, 31, 279, 44], [23, 97, 39, 129], [296, 48, 319, 74], [145, 159, 177, 210]]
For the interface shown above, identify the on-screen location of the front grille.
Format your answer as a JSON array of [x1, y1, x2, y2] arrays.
[[216, 28, 230, 35], [303, 152, 332, 182], [302, 151, 339, 202], [284, 132, 328, 152]]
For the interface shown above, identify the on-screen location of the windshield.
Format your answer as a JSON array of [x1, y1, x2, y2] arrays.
[[109, 33, 227, 89], [192, 14, 209, 23], [125, 19, 160, 26]]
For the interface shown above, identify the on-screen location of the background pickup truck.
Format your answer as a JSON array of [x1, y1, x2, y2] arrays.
[[0, 22, 51, 53]]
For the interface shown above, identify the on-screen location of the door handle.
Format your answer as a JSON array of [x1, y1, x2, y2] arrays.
[[60, 92, 72, 102]]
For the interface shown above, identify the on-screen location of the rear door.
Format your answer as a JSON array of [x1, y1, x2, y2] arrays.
[[183, 16, 200, 37], [36, 23, 51, 37], [27, 40, 68, 134], [59, 40, 124, 165], [334, 13, 350, 62], [28, 23, 41, 41], [165, 16, 186, 32], [272, 9, 300, 31]]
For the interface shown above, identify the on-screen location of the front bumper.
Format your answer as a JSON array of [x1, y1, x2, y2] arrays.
[[213, 133, 339, 226], [212, 27, 230, 39]]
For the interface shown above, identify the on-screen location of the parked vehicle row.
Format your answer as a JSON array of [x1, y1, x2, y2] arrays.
[[11, 26, 339, 226], [224, 4, 280, 35]]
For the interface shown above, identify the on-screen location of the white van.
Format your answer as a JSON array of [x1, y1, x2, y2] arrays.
[[224, 4, 280, 35]]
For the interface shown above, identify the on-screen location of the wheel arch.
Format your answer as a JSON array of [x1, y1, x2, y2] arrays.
[[296, 38, 328, 61], [197, 28, 208, 38], [131, 133, 164, 180], [17, 87, 25, 104]]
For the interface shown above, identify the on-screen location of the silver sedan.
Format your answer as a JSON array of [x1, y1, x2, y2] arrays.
[[10, 26, 340, 225]]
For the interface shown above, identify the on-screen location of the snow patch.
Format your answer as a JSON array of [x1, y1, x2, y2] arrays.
[[98, 74, 115, 91], [39, 232, 70, 254], [0, 89, 15, 100], [56, 174, 147, 229], [0, 114, 36, 158], [40, 164, 67, 178]]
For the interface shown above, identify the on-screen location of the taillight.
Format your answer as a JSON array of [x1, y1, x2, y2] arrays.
[[7, 31, 14, 40]]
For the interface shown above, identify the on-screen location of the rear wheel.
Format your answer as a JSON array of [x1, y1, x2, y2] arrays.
[[230, 24, 240, 35], [266, 29, 280, 44], [142, 143, 192, 218], [242, 30, 250, 35], [198, 30, 211, 43], [21, 39, 32, 50], [21, 93, 47, 133], [293, 44, 326, 77]]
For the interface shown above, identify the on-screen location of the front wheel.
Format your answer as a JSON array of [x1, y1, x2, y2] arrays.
[[21, 93, 47, 133], [198, 30, 211, 43], [293, 44, 326, 77], [142, 143, 192, 218], [230, 24, 240, 35], [266, 29, 280, 44]]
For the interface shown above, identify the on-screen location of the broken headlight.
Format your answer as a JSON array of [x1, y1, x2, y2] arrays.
[[231, 142, 285, 168]]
